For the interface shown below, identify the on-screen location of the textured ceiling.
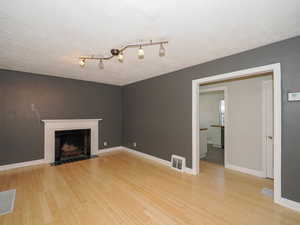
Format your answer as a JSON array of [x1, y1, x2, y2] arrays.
[[1, 0, 300, 85]]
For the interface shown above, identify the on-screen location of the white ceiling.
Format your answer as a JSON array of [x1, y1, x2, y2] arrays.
[[1, 0, 300, 86]]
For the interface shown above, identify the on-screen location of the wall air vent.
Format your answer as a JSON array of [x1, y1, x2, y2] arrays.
[[171, 155, 186, 172]]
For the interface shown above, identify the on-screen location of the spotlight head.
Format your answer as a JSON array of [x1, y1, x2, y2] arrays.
[[138, 46, 144, 59], [118, 52, 124, 63], [79, 58, 86, 67], [111, 49, 120, 56]]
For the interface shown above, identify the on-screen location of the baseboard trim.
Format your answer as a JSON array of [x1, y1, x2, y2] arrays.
[[98, 146, 123, 155], [0, 146, 193, 176], [122, 147, 170, 167], [212, 144, 222, 148], [226, 164, 265, 177], [200, 153, 207, 159], [0, 159, 47, 171], [122, 147, 194, 174], [0, 147, 123, 172], [277, 197, 300, 212], [184, 167, 194, 174]]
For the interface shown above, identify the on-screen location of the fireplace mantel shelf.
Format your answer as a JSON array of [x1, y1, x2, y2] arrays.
[[42, 119, 102, 123]]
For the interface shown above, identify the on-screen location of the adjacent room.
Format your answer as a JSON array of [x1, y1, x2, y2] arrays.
[[1, 1, 300, 225], [199, 90, 225, 165], [198, 74, 275, 191]]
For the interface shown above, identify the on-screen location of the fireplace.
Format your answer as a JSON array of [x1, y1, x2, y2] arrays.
[[42, 119, 101, 163], [54, 129, 91, 165]]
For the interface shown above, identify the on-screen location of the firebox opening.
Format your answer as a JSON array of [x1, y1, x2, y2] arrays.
[[54, 129, 91, 165]]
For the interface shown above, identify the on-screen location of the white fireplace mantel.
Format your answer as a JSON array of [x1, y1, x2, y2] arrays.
[[42, 119, 102, 163], [42, 119, 102, 123]]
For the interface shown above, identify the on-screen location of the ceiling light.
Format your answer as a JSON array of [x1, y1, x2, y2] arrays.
[[79, 58, 85, 67], [118, 51, 124, 62], [79, 40, 168, 69], [138, 45, 144, 59], [98, 59, 104, 69], [159, 43, 165, 57]]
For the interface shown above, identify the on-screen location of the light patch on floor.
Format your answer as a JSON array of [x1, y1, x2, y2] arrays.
[[0, 189, 16, 216], [261, 187, 274, 198]]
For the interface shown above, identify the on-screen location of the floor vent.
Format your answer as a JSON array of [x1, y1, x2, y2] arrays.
[[171, 155, 186, 172]]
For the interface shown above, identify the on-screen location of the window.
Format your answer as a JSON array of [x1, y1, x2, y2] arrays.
[[219, 99, 225, 126]]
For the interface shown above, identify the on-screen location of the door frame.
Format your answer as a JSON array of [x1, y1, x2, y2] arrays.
[[199, 87, 228, 167], [192, 63, 281, 204]]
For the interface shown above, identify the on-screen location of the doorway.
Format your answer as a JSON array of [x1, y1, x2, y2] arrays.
[[198, 74, 274, 180], [192, 63, 281, 204]]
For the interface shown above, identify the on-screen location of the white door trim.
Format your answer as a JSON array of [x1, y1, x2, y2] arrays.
[[199, 87, 228, 167], [192, 63, 282, 205]]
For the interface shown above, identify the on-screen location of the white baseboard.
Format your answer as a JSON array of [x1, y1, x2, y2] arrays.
[[0, 146, 194, 175], [200, 153, 207, 159], [97, 146, 123, 155], [0, 147, 123, 172], [277, 197, 300, 212], [122, 147, 194, 174], [184, 167, 194, 174], [212, 144, 223, 148], [226, 164, 265, 177], [122, 147, 170, 167], [0, 159, 46, 171]]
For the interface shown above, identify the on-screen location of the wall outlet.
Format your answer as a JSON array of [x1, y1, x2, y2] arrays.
[[133, 142, 137, 147], [103, 141, 109, 147]]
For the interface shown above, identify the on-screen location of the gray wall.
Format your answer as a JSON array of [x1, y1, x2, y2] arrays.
[[0, 69, 122, 166], [122, 36, 300, 202]]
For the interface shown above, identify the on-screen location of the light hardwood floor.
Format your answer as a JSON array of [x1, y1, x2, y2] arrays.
[[0, 151, 300, 225]]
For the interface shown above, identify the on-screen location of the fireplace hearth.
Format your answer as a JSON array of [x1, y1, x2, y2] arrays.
[[54, 129, 91, 165]]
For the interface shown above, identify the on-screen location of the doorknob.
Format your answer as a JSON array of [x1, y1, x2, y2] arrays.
[[268, 136, 273, 139]]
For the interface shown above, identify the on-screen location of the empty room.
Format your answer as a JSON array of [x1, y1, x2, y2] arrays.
[[1, 1, 300, 225]]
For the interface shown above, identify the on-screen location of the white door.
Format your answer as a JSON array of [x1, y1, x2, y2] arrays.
[[263, 80, 274, 179]]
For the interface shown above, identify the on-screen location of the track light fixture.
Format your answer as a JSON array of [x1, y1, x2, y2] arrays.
[[79, 40, 168, 69]]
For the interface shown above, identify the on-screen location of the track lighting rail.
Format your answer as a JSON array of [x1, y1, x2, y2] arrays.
[[79, 40, 168, 69]]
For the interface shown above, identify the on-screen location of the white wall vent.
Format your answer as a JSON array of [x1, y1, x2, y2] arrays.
[[171, 155, 186, 172]]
